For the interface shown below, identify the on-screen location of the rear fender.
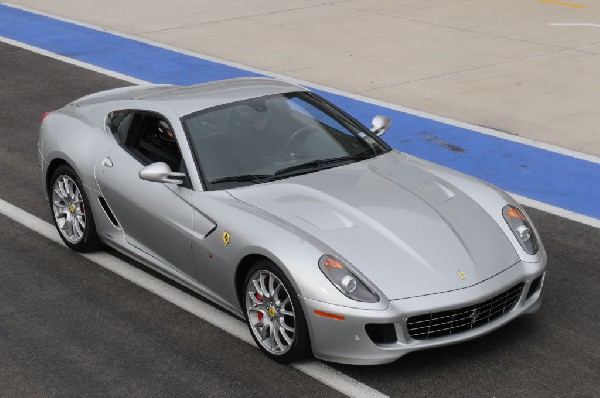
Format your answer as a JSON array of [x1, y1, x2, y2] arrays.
[[41, 108, 115, 197]]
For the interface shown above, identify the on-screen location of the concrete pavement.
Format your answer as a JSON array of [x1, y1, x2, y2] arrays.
[[7, 0, 600, 156]]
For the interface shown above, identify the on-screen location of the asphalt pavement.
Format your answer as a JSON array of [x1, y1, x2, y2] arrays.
[[0, 41, 599, 397]]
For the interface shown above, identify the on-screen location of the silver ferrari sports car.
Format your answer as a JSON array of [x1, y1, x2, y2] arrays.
[[39, 78, 546, 365]]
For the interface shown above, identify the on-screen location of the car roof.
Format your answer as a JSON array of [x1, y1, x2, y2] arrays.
[[72, 78, 307, 117], [141, 78, 307, 117]]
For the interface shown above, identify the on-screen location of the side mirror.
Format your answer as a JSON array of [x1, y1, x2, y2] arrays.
[[139, 162, 185, 185], [370, 115, 391, 137]]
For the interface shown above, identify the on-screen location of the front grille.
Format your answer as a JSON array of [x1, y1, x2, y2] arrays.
[[407, 283, 524, 340]]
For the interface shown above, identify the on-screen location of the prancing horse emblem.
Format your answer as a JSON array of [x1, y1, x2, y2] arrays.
[[222, 231, 231, 246], [457, 270, 467, 280]]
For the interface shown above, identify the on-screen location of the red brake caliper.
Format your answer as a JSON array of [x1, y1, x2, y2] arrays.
[[256, 292, 263, 321]]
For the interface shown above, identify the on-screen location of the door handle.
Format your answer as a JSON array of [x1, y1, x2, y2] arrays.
[[103, 157, 114, 168]]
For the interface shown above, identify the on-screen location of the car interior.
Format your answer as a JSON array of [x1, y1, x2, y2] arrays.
[[108, 110, 184, 173], [185, 94, 365, 183]]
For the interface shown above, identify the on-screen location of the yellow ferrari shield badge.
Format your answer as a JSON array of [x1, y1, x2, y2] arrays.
[[268, 306, 276, 318], [457, 270, 467, 280], [222, 230, 231, 246]]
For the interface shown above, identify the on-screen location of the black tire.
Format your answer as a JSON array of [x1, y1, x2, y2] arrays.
[[243, 259, 312, 363], [49, 164, 103, 252]]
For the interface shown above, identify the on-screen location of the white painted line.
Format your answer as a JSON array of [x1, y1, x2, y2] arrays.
[[548, 23, 600, 27], [0, 37, 147, 84], [0, 197, 387, 398], [511, 193, 600, 229], [5, 2, 600, 166], [294, 361, 387, 398]]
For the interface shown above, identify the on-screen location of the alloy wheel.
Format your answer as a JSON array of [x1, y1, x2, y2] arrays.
[[246, 270, 296, 355], [52, 174, 86, 244]]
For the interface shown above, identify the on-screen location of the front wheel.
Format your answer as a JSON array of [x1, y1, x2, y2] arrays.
[[49, 164, 103, 252], [243, 260, 311, 363]]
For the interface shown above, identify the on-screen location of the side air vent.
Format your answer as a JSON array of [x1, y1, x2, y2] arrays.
[[526, 274, 543, 300], [98, 196, 120, 228]]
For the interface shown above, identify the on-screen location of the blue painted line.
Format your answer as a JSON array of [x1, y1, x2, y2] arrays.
[[0, 5, 259, 84], [1, 4, 599, 219]]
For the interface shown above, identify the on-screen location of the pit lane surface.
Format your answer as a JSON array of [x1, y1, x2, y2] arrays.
[[1, 42, 599, 397]]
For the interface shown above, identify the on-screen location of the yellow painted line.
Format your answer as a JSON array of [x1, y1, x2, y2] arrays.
[[536, 0, 587, 8]]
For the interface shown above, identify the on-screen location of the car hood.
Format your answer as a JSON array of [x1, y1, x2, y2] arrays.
[[227, 152, 519, 300]]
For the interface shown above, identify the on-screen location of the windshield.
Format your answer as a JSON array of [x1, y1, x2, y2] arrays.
[[182, 92, 390, 189]]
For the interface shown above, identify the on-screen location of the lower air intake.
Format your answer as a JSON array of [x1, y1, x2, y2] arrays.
[[365, 323, 397, 344]]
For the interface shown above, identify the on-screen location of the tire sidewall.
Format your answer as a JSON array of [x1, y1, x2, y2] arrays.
[[49, 164, 102, 252], [243, 259, 311, 363]]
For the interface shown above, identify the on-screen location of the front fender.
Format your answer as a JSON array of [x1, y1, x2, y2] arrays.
[[190, 191, 390, 313]]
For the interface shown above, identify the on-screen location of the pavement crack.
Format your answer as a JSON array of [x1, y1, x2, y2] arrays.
[[358, 48, 569, 92], [573, 40, 600, 55], [574, 48, 600, 56], [137, 4, 327, 34], [333, 4, 569, 50]]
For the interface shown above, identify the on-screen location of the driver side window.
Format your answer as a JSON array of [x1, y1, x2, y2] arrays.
[[123, 112, 184, 173]]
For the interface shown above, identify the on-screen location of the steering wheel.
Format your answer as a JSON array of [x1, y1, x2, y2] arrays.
[[282, 125, 320, 154]]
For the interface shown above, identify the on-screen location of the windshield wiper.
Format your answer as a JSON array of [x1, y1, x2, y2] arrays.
[[211, 154, 374, 184], [275, 155, 372, 176], [210, 174, 274, 184]]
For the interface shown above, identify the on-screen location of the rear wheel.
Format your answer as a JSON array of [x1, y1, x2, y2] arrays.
[[50, 164, 102, 252], [243, 260, 311, 363]]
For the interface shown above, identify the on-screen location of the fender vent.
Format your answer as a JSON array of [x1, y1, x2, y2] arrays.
[[98, 196, 120, 228]]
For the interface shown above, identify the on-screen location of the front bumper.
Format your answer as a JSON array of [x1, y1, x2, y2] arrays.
[[300, 255, 546, 365]]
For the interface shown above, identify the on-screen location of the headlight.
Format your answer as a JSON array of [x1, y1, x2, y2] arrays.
[[503, 205, 539, 255], [318, 255, 379, 303]]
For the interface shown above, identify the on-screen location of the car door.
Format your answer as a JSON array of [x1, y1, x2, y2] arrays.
[[95, 110, 198, 280]]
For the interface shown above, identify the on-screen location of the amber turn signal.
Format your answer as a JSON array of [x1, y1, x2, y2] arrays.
[[314, 310, 345, 321], [506, 206, 525, 221]]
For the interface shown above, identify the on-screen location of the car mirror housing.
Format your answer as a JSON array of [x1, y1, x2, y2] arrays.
[[370, 115, 391, 136], [139, 162, 185, 185]]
